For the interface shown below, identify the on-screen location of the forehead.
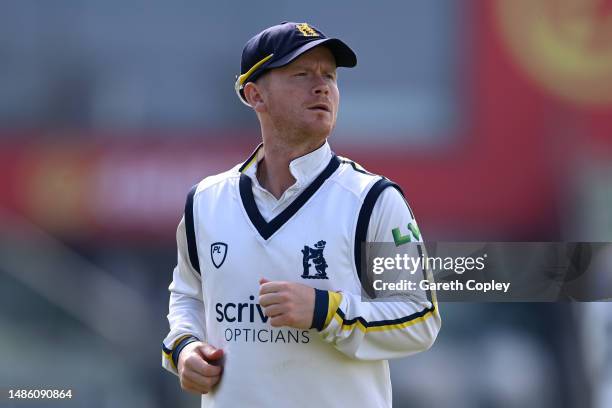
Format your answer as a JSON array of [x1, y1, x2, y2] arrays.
[[285, 46, 337, 69]]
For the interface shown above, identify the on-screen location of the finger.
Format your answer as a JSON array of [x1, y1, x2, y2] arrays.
[[258, 292, 287, 307], [186, 355, 223, 377], [259, 280, 288, 295], [269, 315, 288, 328], [180, 378, 203, 394], [198, 363, 223, 378], [182, 375, 220, 394], [182, 376, 207, 394], [205, 348, 224, 363], [261, 303, 285, 318], [259, 277, 270, 285], [184, 370, 221, 388], [198, 344, 224, 362]]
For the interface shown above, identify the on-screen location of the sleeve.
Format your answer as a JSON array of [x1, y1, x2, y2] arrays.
[[314, 180, 441, 361], [161, 215, 206, 375]]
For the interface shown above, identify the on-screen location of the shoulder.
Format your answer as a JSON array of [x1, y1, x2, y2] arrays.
[[332, 155, 403, 203], [191, 163, 243, 198], [332, 155, 419, 241], [367, 183, 420, 244]]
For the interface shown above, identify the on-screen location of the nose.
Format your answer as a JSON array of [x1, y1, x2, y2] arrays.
[[312, 75, 329, 96]]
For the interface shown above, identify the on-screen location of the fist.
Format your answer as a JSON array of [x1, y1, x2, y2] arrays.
[[177, 342, 224, 394], [258, 278, 315, 329]]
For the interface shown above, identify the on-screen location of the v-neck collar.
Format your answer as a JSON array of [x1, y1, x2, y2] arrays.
[[239, 154, 340, 240]]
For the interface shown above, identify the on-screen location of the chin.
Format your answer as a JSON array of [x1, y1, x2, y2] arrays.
[[305, 117, 334, 135], [304, 123, 332, 139]]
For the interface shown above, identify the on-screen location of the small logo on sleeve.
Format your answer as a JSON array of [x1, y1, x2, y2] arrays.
[[392, 222, 421, 246], [301, 240, 328, 279], [211, 242, 228, 268]]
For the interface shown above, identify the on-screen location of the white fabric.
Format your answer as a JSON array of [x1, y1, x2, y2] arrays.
[[162, 142, 441, 408]]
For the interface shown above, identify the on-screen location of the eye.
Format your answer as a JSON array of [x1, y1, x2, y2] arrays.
[[294, 72, 307, 77]]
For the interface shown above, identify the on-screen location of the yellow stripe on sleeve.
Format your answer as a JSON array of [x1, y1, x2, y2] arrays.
[[332, 307, 436, 333], [324, 292, 343, 329], [162, 334, 192, 371]]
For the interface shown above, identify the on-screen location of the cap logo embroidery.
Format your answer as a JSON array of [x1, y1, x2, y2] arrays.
[[296, 23, 319, 37]]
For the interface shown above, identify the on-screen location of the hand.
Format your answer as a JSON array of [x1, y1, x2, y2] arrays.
[[177, 342, 224, 395], [258, 278, 316, 329]]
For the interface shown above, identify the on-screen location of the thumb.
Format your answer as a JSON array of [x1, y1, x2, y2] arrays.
[[198, 344, 224, 362]]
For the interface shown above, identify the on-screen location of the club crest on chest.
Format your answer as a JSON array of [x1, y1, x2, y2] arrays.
[[301, 240, 328, 279]]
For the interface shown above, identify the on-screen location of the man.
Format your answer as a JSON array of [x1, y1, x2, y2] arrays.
[[162, 22, 441, 407]]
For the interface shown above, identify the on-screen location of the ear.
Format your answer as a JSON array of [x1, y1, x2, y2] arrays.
[[243, 82, 267, 113]]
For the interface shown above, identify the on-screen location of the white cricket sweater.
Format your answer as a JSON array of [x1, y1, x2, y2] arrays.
[[162, 141, 441, 407]]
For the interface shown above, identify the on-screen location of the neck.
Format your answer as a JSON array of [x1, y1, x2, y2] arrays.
[[256, 136, 325, 199]]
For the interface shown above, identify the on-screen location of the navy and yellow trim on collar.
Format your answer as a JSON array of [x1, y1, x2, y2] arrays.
[[239, 143, 263, 173], [239, 154, 340, 240]]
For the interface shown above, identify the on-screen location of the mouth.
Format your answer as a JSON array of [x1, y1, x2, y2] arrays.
[[307, 103, 331, 113]]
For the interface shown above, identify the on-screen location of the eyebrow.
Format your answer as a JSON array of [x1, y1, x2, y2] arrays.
[[290, 63, 337, 71]]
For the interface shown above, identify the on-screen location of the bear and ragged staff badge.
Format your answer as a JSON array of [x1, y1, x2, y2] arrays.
[[301, 240, 328, 279]]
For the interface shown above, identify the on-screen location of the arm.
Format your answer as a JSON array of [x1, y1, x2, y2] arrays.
[[162, 216, 206, 374], [258, 184, 441, 360], [316, 185, 441, 360], [162, 216, 223, 394]]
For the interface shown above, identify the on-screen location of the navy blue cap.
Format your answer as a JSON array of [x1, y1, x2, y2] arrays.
[[235, 22, 357, 105]]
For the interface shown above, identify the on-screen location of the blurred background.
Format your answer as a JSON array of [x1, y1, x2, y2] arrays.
[[1, 0, 611, 407]]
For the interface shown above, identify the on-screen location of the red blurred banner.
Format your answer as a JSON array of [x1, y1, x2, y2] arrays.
[[1, 1, 611, 242]]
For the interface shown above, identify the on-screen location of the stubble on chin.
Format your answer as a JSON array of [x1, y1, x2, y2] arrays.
[[268, 110, 333, 146]]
